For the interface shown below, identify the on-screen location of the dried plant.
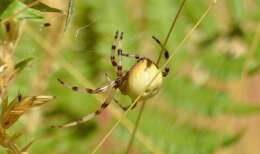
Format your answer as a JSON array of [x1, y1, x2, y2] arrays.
[[0, 20, 22, 103], [0, 20, 54, 154], [0, 95, 54, 154]]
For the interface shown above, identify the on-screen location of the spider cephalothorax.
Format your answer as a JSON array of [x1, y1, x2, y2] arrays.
[[52, 31, 170, 128]]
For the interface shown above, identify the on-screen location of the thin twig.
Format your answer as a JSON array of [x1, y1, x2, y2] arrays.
[[156, 0, 187, 65], [126, 101, 146, 153], [220, 23, 260, 151], [126, 0, 187, 152], [241, 23, 260, 79], [238, 22, 260, 101]]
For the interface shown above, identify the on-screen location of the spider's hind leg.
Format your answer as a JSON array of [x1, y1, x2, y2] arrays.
[[52, 87, 117, 128], [53, 76, 118, 128], [152, 36, 170, 77], [57, 78, 113, 94], [52, 98, 113, 128]]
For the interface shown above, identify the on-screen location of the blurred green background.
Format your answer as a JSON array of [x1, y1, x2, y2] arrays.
[[2, 0, 260, 153]]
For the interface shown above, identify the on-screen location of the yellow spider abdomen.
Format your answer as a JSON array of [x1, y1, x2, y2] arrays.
[[121, 58, 163, 100]]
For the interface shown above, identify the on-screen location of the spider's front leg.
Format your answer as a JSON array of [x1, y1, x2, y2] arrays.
[[57, 78, 114, 94], [111, 31, 119, 68], [122, 53, 142, 60], [152, 36, 170, 77], [117, 32, 123, 77], [52, 87, 117, 128]]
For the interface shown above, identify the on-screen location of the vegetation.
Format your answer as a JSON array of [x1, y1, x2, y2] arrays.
[[0, 0, 260, 153]]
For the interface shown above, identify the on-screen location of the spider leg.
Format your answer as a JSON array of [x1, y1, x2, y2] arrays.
[[117, 32, 123, 77], [105, 72, 112, 82], [105, 72, 136, 111], [152, 36, 170, 77], [52, 87, 117, 128], [113, 98, 137, 111], [51, 111, 96, 128], [111, 31, 119, 68], [57, 78, 115, 94], [122, 53, 141, 60]]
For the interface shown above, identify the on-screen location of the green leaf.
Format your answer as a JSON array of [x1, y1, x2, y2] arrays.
[[0, 0, 14, 15], [228, 104, 260, 115], [23, 0, 63, 13], [14, 57, 34, 73], [221, 130, 244, 147], [0, 0, 43, 20], [64, 0, 75, 32]]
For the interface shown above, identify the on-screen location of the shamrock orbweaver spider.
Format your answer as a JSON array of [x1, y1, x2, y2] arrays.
[[52, 31, 170, 128]]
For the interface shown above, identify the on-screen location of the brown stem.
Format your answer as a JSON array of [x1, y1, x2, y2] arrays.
[[156, 0, 187, 65], [126, 101, 146, 154], [126, 0, 187, 153]]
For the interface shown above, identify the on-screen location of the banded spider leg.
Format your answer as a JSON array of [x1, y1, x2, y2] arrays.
[[152, 36, 170, 77], [105, 73, 137, 111], [52, 32, 125, 128], [52, 79, 117, 128]]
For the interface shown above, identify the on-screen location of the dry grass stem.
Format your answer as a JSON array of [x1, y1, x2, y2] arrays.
[[0, 13, 55, 153], [126, 0, 187, 152], [0, 95, 54, 154], [0, 21, 24, 104]]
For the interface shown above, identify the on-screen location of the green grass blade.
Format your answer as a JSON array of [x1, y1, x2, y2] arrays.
[[64, 0, 75, 32], [0, 0, 43, 20], [24, 0, 63, 13], [14, 57, 34, 73]]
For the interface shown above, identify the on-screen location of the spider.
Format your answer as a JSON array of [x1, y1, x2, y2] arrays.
[[52, 31, 170, 128]]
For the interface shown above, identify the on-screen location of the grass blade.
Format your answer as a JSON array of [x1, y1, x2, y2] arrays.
[[64, 0, 75, 32]]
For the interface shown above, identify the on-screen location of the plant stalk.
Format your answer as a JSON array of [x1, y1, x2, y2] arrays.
[[126, 101, 146, 154]]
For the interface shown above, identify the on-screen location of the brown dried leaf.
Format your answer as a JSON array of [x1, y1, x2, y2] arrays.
[[9, 133, 22, 143], [0, 64, 7, 74], [1, 95, 54, 129], [31, 96, 55, 106], [21, 139, 35, 153]]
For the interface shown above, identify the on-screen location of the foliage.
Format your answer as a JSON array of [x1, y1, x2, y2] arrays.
[[0, 1, 60, 153], [1, 0, 260, 154]]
